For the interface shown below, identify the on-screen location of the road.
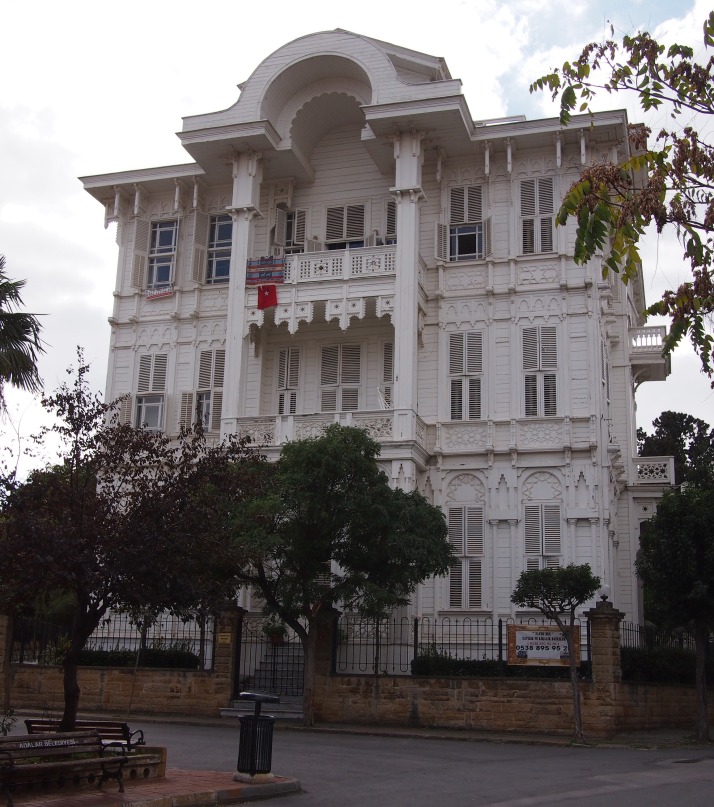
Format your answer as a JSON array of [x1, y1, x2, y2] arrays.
[[131, 719, 714, 807]]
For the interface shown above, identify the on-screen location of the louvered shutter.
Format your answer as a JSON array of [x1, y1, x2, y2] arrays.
[[326, 207, 345, 241], [524, 505, 542, 555], [382, 342, 393, 407], [468, 559, 482, 608], [540, 327, 557, 368], [542, 504, 561, 556], [466, 186, 482, 223], [539, 179, 554, 252], [340, 344, 361, 411], [137, 355, 152, 393], [448, 508, 464, 608], [522, 328, 539, 371], [191, 211, 210, 283], [450, 187, 466, 224], [179, 392, 194, 429], [132, 219, 150, 288], [214, 350, 225, 387], [449, 561, 463, 608], [435, 222, 449, 262], [466, 332, 483, 374], [484, 217, 492, 257], [450, 379, 463, 420], [449, 333, 464, 374], [278, 348, 299, 415], [345, 205, 365, 239], [386, 200, 397, 240], [118, 395, 133, 425], [465, 507, 484, 555], [524, 375, 538, 417], [294, 210, 306, 246], [152, 354, 167, 392], [543, 375, 557, 416], [468, 378, 481, 420], [274, 208, 287, 247], [198, 351, 213, 390], [320, 345, 339, 412], [521, 180, 536, 254], [211, 391, 223, 431]]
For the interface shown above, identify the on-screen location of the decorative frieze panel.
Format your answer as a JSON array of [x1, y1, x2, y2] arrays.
[[445, 267, 487, 292], [326, 297, 365, 330], [441, 422, 489, 451], [238, 419, 275, 446], [445, 473, 485, 504], [376, 295, 394, 321], [294, 416, 332, 440], [521, 471, 562, 501], [443, 300, 488, 329], [517, 295, 562, 321], [275, 300, 315, 334], [353, 415, 393, 440], [136, 325, 174, 350], [518, 420, 563, 447], [518, 263, 559, 285]]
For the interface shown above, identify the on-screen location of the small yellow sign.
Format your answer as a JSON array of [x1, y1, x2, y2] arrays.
[[217, 633, 232, 645], [507, 624, 580, 667]]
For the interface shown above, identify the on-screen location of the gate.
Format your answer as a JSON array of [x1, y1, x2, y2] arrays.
[[233, 615, 304, 697]]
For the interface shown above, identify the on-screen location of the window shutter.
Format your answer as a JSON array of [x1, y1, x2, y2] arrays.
[[137, 355, 152, 393], [522, 328, 539, 371], [468, 559, 482, 608], [382, 342, 393, 407], [151, 354, 168, 392], [450, 379, 463, 421], [540, 327, 557, 369], [386, 200, 397, 239], [198, 351, 213, 390], [118, 395, 133, 425], [131, 219, 150, 288], [468, 378, 481, 420], [345, 205, 365, 239], [211, 391, 223, 431], [340, 345, 361, 385], [274, 208, 287, 247], [542, 504, 561, 555], [179, 392, 194, 430], [449, 561, 463, 608], [524, 505, 542, 555], [540, 216, 554, 252], [538, 178, 554, 214], [191, 211, 210, 283], [466, 332, 483, 374], [321, 346, 339, 387], [326, 207, 345, 241], [294, 210, 306, 245], [287, 349, 299, 389], [449, 187, 465, 224], [449, 333, 465, 375], [448, 508, 464, 553], [543, 375, 557, 417], [524, 375, 538, 417], [526, 557, 541, 571], [465, 507, 484, 555], [484, 217, 492, 257], [435, 222, 449, 262], [466, 186, 482, 223], [521, 180, 536, 216], [213, 350, 225, 388]]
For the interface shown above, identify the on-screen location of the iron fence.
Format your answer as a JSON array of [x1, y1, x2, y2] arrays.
[[620, 621, 695, 651], [334, 615, 589, 676], [234, 614, 304, 697], [11, 611, 216, 671]]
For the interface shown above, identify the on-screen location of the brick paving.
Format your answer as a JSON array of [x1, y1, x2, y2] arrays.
[[5, 769, 301, 807]]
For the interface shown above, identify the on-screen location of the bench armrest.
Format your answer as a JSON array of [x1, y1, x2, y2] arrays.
[[128, 729, 145, 747], [101, 742, 127, 759]]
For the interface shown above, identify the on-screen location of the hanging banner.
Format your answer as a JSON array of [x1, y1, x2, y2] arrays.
[[507, 624, 580, 667], [246, 256, 285, 285]]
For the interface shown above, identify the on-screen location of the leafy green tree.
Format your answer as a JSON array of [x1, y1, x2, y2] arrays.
[[637, 410, 714, 486], [511, 564, 601, 742], [636, 486, 714, 741], [229, 424, 453, 725], [0, 351, 257, 729], [531, 13, 714, 378], [0, 255, 43, 408]]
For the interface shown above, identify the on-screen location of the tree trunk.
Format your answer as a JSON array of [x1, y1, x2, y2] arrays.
[[301, 624, 318, 727], [59, 656, 81, 731], [694, 619, 709, 742], [555, 614, 584, 743]]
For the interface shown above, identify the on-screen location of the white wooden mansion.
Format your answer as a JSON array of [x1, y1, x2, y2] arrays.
[[81, 29, 673, 626]]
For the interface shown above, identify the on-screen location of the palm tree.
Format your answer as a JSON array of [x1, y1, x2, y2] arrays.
[[0, 255, 44, 408]]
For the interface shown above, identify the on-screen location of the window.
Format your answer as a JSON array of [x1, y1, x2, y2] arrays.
[[320, 344, 361, 412], [325, 205, 365, 249], [524, 503, 561, 569], [435, 186, 491, 262], [447, 506, 484, 608], [148, 220, 178, 288], [523, 326, 557, 417], [178, 349, 225, 432], [449, 332, 483, 420], [275, 209, 306, 254], [277, 347, 300, 415], [521, 178, 554, 254], [207, 215, 232, 283], [136, 353, 167, 430]]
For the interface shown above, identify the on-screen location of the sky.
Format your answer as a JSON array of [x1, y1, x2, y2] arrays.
[[1, 0, 712, 467]]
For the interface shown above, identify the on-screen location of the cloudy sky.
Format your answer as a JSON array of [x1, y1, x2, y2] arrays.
[[1, 0, 711, 466]]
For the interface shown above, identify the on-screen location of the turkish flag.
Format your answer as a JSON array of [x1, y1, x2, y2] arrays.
[[257, 284, 278, 310]]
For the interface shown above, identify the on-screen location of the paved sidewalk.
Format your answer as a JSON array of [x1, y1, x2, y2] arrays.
[[6, 769, 300, 807]]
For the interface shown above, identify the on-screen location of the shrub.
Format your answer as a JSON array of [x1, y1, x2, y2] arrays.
[[620, 646, 713, 686], [78, 641, 201, 669]]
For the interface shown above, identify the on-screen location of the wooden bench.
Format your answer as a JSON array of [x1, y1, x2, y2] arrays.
[[0, 730, 126, 807], [25, 718, 145, 750]]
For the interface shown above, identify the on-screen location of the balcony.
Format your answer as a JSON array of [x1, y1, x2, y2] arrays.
[[284, 245, 396, 283], [634, 455, 675, 485], [630, 326, 671, 383]]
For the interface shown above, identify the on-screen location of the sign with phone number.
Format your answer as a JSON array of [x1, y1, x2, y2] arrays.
[[506, 624, 580, 666]]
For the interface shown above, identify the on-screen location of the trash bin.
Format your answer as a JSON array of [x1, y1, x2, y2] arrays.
[[237, 714, 275, 775], [236, 691, 280, 777]]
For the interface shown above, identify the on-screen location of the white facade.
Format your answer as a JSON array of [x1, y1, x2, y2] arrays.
[[82, 30, 673, 625]]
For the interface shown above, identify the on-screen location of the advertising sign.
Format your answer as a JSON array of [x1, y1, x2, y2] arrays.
[[506, 624, 580, 667]]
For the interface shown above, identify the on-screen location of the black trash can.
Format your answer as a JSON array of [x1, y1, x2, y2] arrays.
[[237, 714, 275, 776]]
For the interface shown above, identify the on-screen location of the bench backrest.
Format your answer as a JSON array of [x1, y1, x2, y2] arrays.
[[25, 720, 130, 741], [0, 731, 103, 766]]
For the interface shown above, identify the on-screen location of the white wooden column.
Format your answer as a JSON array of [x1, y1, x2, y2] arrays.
[[392, 130, 425, 413], [222, 151, 262, 435]]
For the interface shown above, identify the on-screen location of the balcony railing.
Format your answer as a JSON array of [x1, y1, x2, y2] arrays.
[[631, 325, 666, 353], [635, 455, 675, 485], [630, 325, 670, 382], [283, 245, 396, 283]]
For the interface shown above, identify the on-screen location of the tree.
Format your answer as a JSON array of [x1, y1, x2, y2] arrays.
[[531, 13, 714, 379], [637, 410, 714, 486], [0, 351, 257, 729], [635, 486, 714, 741], [511, 564, 601, 743], [0, 255, 44, 408], [228, 424, 453, 725]]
